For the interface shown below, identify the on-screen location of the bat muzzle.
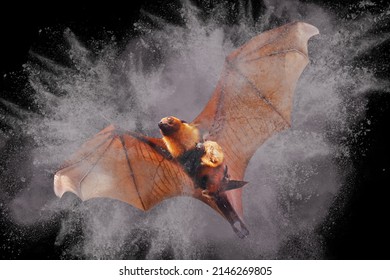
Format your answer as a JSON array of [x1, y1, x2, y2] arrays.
[[158, 122, 168, 129], [214, 192, 249, 238]]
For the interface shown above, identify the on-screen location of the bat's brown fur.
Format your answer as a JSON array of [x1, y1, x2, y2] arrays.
[[197, 162, 225, 195], [159, 116, 200, 158]]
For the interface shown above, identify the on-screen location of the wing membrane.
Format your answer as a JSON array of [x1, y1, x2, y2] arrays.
[[54, 125, 194, 210]]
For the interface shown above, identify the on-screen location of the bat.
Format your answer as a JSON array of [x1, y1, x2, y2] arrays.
[[54, 21, 319, 238]]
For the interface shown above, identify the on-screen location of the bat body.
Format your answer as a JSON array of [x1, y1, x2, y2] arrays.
[[54, 21, 319, 238]]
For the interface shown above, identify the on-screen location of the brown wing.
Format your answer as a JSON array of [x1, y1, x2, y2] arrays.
[[192, 21, 319, 214], [54, 125, 194, 211]]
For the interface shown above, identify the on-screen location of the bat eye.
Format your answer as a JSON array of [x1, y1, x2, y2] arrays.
[[181, 119, 187, 123], [167, 117, 173, 124]]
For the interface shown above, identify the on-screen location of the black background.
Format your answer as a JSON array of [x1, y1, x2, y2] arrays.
[[1, 0, 389, 259]]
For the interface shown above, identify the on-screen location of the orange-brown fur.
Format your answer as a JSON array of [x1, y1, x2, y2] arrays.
[[159, 116, 200, 158], [196, 163, 225, 195]]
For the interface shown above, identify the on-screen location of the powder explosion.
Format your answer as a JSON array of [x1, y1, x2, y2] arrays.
[[1, 0, 389, 259]]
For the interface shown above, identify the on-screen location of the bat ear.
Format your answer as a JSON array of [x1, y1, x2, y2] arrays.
[[221, 180, 248, 192]]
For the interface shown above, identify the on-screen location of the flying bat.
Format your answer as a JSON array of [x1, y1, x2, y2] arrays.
[[54, 21, 319, 238]]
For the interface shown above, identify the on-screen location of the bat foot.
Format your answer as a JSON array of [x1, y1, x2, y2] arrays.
[[232, 220, 250, 239]]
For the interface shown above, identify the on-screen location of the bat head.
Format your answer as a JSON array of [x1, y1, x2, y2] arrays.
[[159, 116, 201, 158], [158, 116, 183, 136]]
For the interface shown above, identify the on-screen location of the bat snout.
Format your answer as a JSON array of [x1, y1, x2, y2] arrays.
[[158, 121, 176, 136], [158, 121, 166, 128]]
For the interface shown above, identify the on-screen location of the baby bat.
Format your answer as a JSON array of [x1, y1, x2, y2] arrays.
[[54, 21, 319, 238]]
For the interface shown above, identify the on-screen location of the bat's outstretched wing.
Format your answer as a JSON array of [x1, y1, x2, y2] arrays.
[[54, 125, 194, 210], [192, 22, 319, 214]]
